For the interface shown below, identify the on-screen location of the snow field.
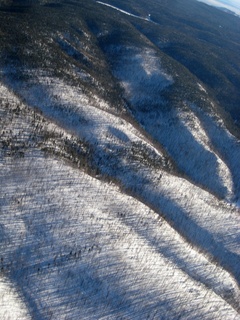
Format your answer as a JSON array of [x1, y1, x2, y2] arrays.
[[2, 74, 164, 167], [1, 71, 240, 318], [1, 151, 240, 319], [1, 77, 240, 260], [2, 73, 240, 267]]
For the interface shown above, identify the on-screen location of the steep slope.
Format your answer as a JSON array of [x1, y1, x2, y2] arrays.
[[1, 84, 240, 319], [0, 0, 240, 318]]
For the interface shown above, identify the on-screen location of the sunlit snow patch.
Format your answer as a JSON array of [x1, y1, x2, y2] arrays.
[[0, 278, 31, 320], [112, 47, 173, 109], [197, 82, 207, 93]]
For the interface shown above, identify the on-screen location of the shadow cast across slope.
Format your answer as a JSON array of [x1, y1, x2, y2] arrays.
[[102, 44, 231, 199], [188, 103, 240, 203]]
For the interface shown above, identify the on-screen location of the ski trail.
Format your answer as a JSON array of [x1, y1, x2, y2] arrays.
[[96, 1, 155, 23]]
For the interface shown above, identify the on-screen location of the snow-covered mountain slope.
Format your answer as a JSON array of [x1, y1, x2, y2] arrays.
[[1, 78, 240, 318], [1, 148, 240, 319], [101, 44, 240, 202], [2, 152, 240, 319], [1, 0, 240, 318]]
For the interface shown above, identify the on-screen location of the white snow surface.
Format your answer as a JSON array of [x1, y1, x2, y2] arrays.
[[1, 149, 240, 319], [112, 47, 173, 108], [0, 277, 31, 320], [1, 65, 240, 319]]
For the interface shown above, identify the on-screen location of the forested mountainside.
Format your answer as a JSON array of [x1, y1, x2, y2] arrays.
[[0, 0, 240, 319]]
